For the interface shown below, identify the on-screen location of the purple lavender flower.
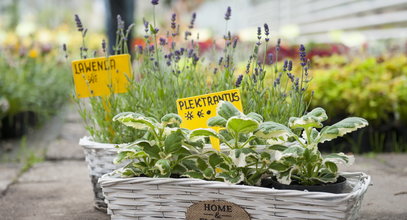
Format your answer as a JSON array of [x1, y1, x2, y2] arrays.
[[184, 31, 192, 40], [288, 60, 293, 71], [151, 0, 159, 5], [171, 13, 176, 30], [188, 49, 194, 58], [235, 74, 243, 87], [159, 37, 166, 46], [62, 44, 67, 52], [232, 38, 238, 48], [74, 14, 84, 32], [218, 57, 223, 65], [149, 45, 155, 52], [257, 27, 262, 40], [225, 6, 231, 20], [287, 72, 295, 82], [299, 44, 307, 66], [245, 61, 251, 74], [273, 73, 282, 87], [267, 53, 273, 64], [276, 38, 281, 52], [192, 53, 199, 65], [213, 68, 218, 74], [137, 45, 143, 54], [224, 55, 230, 68], [189, 12, 197, 29], [283, 60, 288, 71], [117, 15, 124, 30], [264, 23, 270, 42], [101, 39, 106, 53], [252, 74, 257, 83]]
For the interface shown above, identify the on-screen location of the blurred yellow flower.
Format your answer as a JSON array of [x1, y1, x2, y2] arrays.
[[28, 49, 39, 58]]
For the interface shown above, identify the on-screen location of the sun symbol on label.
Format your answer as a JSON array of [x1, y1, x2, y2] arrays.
[[185, 111, 194, 120], [197, 110, 204, 118]]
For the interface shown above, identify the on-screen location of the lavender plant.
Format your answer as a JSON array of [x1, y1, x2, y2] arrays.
[[71, 14, 140, 143]]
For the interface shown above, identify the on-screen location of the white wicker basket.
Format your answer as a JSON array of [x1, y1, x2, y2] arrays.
[[99, 172, 370, 220], [80, 136, 126, 211]]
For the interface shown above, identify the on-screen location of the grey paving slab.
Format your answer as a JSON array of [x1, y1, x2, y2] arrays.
[[0, 161, 108, 220], [0, 163, 20, 195], [45, 138, 85, 161], [341, 154, 407, 219]]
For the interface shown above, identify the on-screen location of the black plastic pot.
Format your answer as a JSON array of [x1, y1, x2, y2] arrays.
[[261, 176, 347, 194], [0, 111, 37, 139]]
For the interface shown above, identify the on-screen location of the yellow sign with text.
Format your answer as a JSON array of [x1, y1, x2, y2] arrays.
[[177, 89, 243, 150], [71, 54, 132, 98]]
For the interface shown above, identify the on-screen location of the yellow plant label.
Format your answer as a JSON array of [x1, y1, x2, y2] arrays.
[[71, 54, 132, 98], [177, 89, 243, 150]]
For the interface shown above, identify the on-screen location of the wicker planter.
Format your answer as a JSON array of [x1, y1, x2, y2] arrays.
[[99, 172, 370, 220], [80, 136, 127, 211]]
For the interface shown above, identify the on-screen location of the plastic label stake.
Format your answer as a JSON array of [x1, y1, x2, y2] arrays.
[[176, 89, 243, 151], [71, 54, 132, 98]]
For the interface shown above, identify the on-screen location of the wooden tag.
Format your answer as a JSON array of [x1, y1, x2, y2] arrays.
[[186, 200, 251, 220]]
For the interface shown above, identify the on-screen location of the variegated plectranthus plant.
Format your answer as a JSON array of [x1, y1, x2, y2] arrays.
[[255, 107, 368, 185], [188, 101, 271, 185], [112, 112, 207, 178]]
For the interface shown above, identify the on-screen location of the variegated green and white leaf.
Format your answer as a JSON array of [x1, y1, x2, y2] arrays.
[[207, 115, 227, 127], [113, 112, 156, 130], [182, 171, 204, 179], [276, 168, 296, 185], [218, 172, 245, 185], [226, 116, 259, 134], [216, 101, 243, 120], [254, 122, 293, 139], [230, 148, 257, 167], [164, 129, 184, 154], [281, 145, 305, 158], [154, 159, 171, 176], [301, 128, 320, 144], [318, 117, 368, 143], [246, 112, 263, 123], [161, 113, 182, 127], [288, 107, 328, 129], [189, 128, 219, 141], [323, 153, 355, 166], [312, 169, 338, 183]]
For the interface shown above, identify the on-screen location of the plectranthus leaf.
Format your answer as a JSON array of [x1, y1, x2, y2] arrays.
[[288, 107, 328, 129], [216, 101, 243, 120], [318, 117, 368, 143], [254, 121, 293, 139], [226, 116, 259, 134], [207, 115, 227, 127]]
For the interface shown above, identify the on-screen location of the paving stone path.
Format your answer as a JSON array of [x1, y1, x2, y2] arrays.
[[0, 105, 406, 219]]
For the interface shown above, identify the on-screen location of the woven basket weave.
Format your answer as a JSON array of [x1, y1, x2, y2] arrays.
[[100, 172, 370, 220], [80, 136, 126, 211]]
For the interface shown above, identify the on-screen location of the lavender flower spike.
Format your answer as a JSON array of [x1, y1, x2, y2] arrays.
[[189, 12, 197, 29], [151, 0, 159, 5], [235, 74, 243, 87], [74, 14, 84, 32], [225, 6, 231, 20]]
